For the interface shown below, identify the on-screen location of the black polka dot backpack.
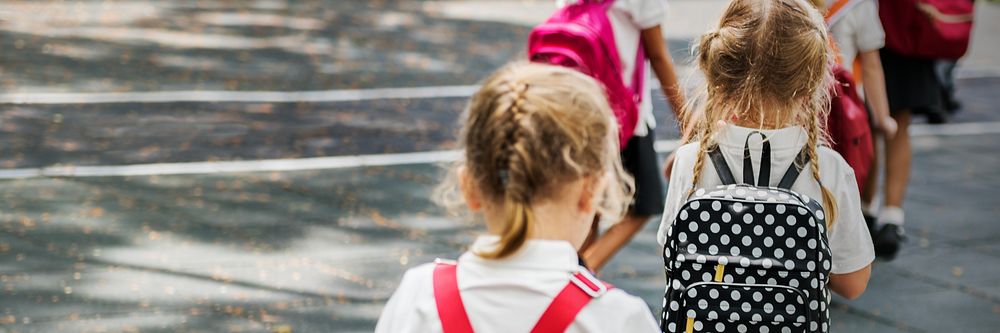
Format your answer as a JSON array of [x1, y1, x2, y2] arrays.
[[661, 132, 833, 333]]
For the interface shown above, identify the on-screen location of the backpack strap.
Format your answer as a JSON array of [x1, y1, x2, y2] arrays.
[[596, 0, 646, 105], [590, 0, 645, 104], [708, 146, 736, 185], [434, 262, 610, 333], [777, 147, 811, 190], [824, 0, 854, 25], [530, 270, 610, 333], [742, 131, 771, 187], [433, 262, 475, 333], [630, 35, 646, 105]]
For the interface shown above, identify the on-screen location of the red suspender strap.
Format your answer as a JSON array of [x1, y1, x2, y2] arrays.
[[825, 0, 852, 22], [529, 271, 611, 333], [433, 261, 611, 333], [433, 262, 475, 333]]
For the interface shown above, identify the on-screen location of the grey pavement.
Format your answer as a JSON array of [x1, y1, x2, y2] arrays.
[[2, 132, 999, 332]]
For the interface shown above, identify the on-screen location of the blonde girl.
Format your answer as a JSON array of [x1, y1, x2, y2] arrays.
[[656, 0, 874, 303], [376, 63, 659, 332]]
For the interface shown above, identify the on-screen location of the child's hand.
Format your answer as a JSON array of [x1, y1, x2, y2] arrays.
[[877, 116, 898, 138]]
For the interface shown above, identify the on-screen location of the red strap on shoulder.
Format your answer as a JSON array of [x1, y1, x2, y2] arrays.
[[433, 262, 475, 333], [529, 271, 611, 333], [825, 0, 852, 22]]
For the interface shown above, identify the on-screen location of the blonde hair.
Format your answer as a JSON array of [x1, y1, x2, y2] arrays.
[[436, 62, 633, 259], [807, 0, 826, 9], [684, 0, 838, 227]]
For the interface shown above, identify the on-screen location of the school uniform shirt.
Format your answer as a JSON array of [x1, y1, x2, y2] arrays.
[[827, 0, 885, 74], [375, 236, 660, 333], [559, 0, 668, 137], [656, 125, 875, 275]]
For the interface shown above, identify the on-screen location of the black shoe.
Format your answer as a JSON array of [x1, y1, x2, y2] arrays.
[[863, 213, 878, 238], [874, 224, 905, 260], [926, 110, 950, 125], [945, 98, 962, 114]]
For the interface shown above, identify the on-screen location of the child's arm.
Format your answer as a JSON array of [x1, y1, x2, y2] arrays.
[[829, 264, 871, 300], [827, 161, 876, 299], [859, 50, 897, 137], [641, 26, 686, 120]]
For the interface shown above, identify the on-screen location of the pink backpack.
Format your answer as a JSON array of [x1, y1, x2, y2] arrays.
[[528, 0, 646, 148]]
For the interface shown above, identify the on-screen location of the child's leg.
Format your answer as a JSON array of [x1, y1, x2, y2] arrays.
[[861, 135, 880, 209], [883, 111, 912, 211], [582, 214, 651, 272], [875, 110, 910, 258], [860, 141, 880, 234], [583, 130, 663, 272]]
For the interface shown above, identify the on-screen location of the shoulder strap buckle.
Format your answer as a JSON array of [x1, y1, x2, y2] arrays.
[[569, 269, 609, 298], [434, 258, 458, 265]]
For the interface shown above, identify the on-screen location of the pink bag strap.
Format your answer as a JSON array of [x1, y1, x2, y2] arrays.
[[631, 39, 646, 104], [432, 262, 611, 333], [591, 0, 646, 104]]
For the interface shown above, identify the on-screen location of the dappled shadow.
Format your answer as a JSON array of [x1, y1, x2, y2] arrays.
[[0, 0, 535, 93], [0, 97, 467, 169], [1, 163, 475, 332], [0, 0, 706, 170]]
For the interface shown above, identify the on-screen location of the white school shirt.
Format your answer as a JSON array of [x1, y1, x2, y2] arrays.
[[375, 236, 659, 333], [656, 125, 875, 275], [827, 0, 885, 74], [558, 0, 668, 137]]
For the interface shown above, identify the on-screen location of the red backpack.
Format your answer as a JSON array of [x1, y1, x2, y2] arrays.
[[827, 66, 873, 188], [432, 262, 611, 333], [824, 0, 874, 189], [527, 0, 645, 148], [879, 0, 975, 60]]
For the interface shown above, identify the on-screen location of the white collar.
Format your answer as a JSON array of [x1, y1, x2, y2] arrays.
[[460, 235, 580, 273], [718, 124, 809, 152]]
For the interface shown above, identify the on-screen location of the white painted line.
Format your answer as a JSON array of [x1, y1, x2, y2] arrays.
[[0, 121, 997, 180], [0, 81, 676, 105], [0, 150, 465, 179], [0, 86, 481, 105], [5, 64, 1000, 105], [908, 121, 1000, 137]]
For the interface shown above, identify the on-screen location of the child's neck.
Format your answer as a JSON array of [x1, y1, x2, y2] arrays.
[[732, 116, 791, 130], [483, 202, 587, 250], [731, 106, 795, 129]]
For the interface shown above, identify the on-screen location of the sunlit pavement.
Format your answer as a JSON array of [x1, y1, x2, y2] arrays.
[[2, 131, 999, 332], [1, 0, 1000, 332]]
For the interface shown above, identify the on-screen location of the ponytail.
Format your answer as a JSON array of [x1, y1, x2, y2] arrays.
[[478, 198, 534, 259]]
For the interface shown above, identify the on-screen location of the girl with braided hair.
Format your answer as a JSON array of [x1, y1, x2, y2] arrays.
[[655, 0, 873, 301], [376, 63, 659, 332]]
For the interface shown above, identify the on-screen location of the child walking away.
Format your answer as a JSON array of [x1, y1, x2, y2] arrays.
[[871, 0, 975, 259], [656, 0, 874, 332], [530, 0, 686, 272], [808, 0, 895, 240], [375, 63, 659, 333]]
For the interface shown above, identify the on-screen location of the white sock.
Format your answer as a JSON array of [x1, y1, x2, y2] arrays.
[[878, 206, 905, 226], [862, 201, 879, 217]]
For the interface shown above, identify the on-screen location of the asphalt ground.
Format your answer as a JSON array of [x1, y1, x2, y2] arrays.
[[1, 77, 999, 169], [1, 0, 1000, 332], [2, 130, 999, 333]]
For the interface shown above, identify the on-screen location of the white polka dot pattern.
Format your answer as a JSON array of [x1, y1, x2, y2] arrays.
[[661, 184, 832, 332]]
